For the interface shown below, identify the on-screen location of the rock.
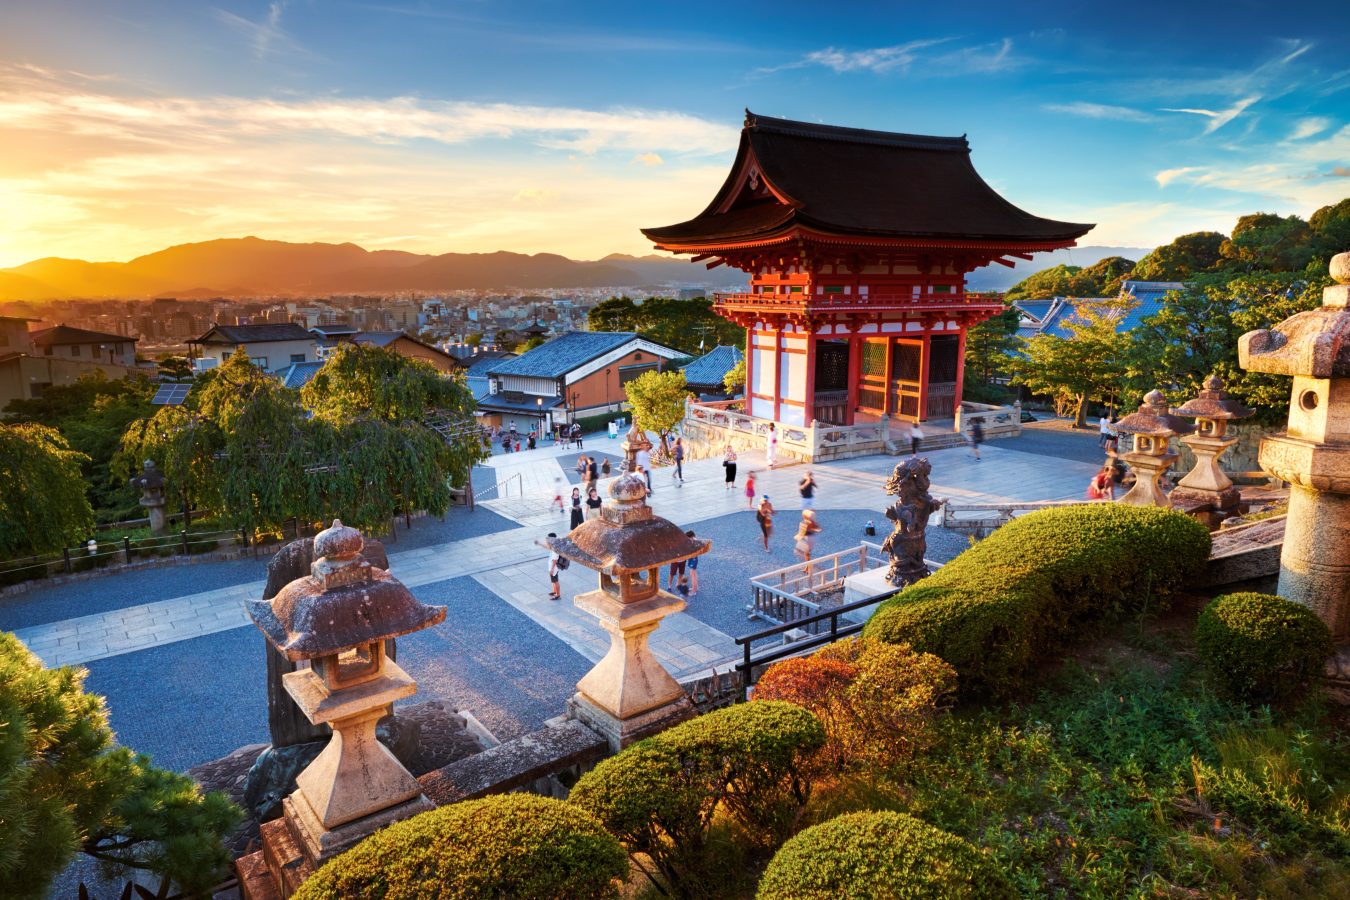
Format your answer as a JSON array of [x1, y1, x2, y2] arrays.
[[244, 741, 326, 822]]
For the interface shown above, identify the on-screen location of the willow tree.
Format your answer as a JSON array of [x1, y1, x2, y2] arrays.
[[0, 423, 94, 557]]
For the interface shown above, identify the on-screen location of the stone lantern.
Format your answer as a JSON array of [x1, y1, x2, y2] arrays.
[[128, 459, 168, 535], [245, 520, 445, 870], [1114, 389, 1196, 507], [1171, 374, 1254, 520], [1238, 250, 1350, 646], [544, 454, 709, 750]]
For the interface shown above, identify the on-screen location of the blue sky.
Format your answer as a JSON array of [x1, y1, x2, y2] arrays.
[[1, 0, 1347, 266]]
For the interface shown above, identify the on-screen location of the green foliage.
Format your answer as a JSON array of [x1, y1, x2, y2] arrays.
[[863, 504, 1211, 697], [587, 295, 742, 354], [520, 335, 547, 351], [0, 633, 240, 898], [1222, 213, 1316, 273], [1195, 593, 1334, 705], [464, 332, 483, 347], [570, 702, 824, 894], [1132, 231, 1227, 281], [722, 357, 745, 394], [757, 810, 1014, 900], [157, 356, 193, 381], [963, 306, 1021, 393], [302, 343, 472, 424], [0, 422, 95, 556], [1004, 256, 1136, 302], [1007, 295, 1137, 425], [295, 793, 625, 900], [623, 369, 688, 436]]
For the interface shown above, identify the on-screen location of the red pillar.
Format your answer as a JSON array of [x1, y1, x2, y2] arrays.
[[954, 323, 967, 411], [917, 332, 932, 422], [743, 326, 754, 411], [845, 334, 861, 426], [803, 331, 817, 424], [771, 329, 782, 421]]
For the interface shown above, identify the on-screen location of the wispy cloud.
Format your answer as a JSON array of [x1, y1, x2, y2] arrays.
[[632, 152, 664, 167], [1155, 166, 1204, 187], [1161, 95, 1260, 134], [760, 36, 1019, 77], [1043, 101, 1154, 123], [214, 2, 306, 60], [1289, 116, 1332, 140]]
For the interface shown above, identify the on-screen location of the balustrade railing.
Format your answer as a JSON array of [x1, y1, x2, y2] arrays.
[[714, 291, 1004, 312]]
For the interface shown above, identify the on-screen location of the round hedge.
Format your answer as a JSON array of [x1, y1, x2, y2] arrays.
[[1195, 592, 1333, 704], [756, 811, 1014, 900], [293, 793, 627, 900]]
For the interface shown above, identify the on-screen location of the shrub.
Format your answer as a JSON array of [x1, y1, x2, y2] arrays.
[[1195, 592, 1333, 704], [756, 811, 1015, 900], [863, 503, 1211, 696], [754, 638, 955, 773], [294, 793, 626, 900], [570, 701, 824, 893]]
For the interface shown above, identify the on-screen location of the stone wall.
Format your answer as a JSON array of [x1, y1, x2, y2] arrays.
[[1173, 421, 1277, 481]]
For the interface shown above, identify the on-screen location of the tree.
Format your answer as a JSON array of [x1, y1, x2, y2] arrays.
[[464, 332, 483, 347], [519, 335, 546, 352], [1008, 296, 1136, 426], [722, 357, 746, 395], [587, 295, 742, 354], [1126, 275, 1243, 404], [157, 356, 193, 381], [0, 633, 241, 898], [0, 423, 95, 557], [624, 370, 688, 454], [1221, 213, 1315, 273], [1131, 231, 1226, 281], [963, 306, 1022, 402], [587, 296, 639, 333], [1003, 256, 1136, 303], [1309, 198, 1350, 272]]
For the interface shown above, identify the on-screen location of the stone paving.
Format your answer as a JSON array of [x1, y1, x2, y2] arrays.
[[2, 426, 1100, 771]]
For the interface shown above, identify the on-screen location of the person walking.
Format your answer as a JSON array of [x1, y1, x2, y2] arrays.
[[765, 423, 778, 469], [672, 437, 685, 483], [550, 478, 565, 514], [744, 470, 757, 508], [794, 509, 822, 574], [798, 470, 817, 510], [636, 441, 653, 495], [723, 446, 738, 489], [910, 422, 924, 456], [586, 455, 599, 494], [527, 430, 537, 450], [585, 486, 603, 520], [572, 421, 583, 450], [547, 533, 562, 600], [684, 529, 699, 596], [667, 556, 687, 593], [968, 418, 984, 461], [569, 487, 584, 530], [756, 495, 774, 552], [1098, 414, 1115, 450]]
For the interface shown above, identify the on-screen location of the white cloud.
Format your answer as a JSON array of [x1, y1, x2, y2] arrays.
[[761, 36, 1018, 77], [1289, 116, 1332, 140], [1043, 101, 1154, 123], [1155, 166, 1204, 187], [632, 152, 664, 167], [1161, 95, 1260, 134], [512, 188, 559, 204], [213, 1, 307, 60]]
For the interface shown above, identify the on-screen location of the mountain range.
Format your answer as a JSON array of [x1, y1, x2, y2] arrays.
[[0, 237, 1151, 301]]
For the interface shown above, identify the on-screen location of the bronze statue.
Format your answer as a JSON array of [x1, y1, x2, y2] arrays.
[[881, 458, 945, 586]]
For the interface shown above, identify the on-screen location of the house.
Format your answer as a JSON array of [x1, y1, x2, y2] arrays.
[[189, 323, 318, 374], [479, 331, 682, 434], [1014, 281, 1185, 340], [29, 325, 138, 366], [463, 353, 514, 408], [352, 332, 461, 374], [274, 360, 326, 390], [0, 318, 142, 411], [681, 345, 744, 398]]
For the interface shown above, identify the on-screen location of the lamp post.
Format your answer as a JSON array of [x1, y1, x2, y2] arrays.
[[536, 395, 544, 436]]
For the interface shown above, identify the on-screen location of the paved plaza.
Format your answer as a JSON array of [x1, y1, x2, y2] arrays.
[[2, 425, 1100, 772]]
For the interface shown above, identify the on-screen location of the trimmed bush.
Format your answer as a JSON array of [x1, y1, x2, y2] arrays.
[[754, 638, 955, 773], [570, 701, 824, 893], [293, 794, 626, 900], [863, 504, 1211, 695], [1195, 592, 1333, 704], [757, 811, 1015, 900]]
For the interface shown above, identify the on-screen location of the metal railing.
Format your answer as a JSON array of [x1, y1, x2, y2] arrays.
[[749, 541, 890, 628], [941, 498, 1104, 532]]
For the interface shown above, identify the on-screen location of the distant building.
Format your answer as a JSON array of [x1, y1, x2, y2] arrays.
[[1013, 280, 1185, 340], [29, 325, 138, 366], [677, 288, 707, 301], [189, 323, 318, 374], [681, 345, 744, 398], [479, 331, 683, 434], [352, 331, 461, 374], [0, 317, 142, 411]]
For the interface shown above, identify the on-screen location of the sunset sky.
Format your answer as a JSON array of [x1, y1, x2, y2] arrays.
[[2, 0, 1347, 268]]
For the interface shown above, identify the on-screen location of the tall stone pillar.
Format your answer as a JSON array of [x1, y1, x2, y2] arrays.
[[1239, 250, 1350, 644]]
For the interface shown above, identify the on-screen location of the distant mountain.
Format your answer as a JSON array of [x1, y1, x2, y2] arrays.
[[0, 237, 1153, 300]]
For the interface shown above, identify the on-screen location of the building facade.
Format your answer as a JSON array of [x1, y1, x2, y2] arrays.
[[189, 323, 318, 373], [29, 325, 138, 367]]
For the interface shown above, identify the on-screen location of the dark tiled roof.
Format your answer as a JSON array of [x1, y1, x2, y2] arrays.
[[352, 331, 401, 347], [681, 345, 743, 387], [465, 353, 514, 378], [275, 360, 325, 389], [643, 112, 1093, 247], [310, 324, 359, 336], [475, 394, 565, 414], [30, 325, 137, 346], [487, 332, 662, 379], [193, 323, 314, 344]]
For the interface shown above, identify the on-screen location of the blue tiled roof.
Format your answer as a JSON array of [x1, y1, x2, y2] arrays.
[[1015, 299, 1056, 323], [1019, 280, 1186, 340], [486, 332, 652, 379], [275, 360, 324, 389], [465, 353, 514, 378], [466, 376, 492, 403], [475, 394, 566, 414], [681, 345, 743, 387]]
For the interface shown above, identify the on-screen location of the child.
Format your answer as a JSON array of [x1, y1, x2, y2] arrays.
[[745, 471, 757, 508]]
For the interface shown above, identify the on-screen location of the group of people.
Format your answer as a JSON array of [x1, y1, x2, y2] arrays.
[[556, 421, 584, 450], [1088, 414, 1128, 500]]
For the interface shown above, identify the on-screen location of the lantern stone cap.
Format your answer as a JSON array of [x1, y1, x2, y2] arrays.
[[1238, 250, 1350, 378], [248, 520, 445, 661], [1173, 374, 1254, 421], [1115, 389, 1197, 437], [540, 477, 709, 575]]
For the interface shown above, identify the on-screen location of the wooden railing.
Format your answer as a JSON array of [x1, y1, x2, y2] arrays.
[[813, 390, 849, 425]]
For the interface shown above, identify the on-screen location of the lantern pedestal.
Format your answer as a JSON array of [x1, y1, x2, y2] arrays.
[[1170, 431, 1241, 515], [1118, 449, 1177, 507], [569, 587, 693, 751]]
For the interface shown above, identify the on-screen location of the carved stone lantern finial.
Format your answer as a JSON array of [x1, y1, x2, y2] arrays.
[[1239, 248, 1350, 647], [541, 467, 708, 750], [1114, 389, 1196, 507], [246, 519, 445, 869], [1171, 374, 1255, 519]]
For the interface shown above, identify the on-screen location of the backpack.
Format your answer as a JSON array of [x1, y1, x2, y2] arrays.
[[555, 556, 570, 571]]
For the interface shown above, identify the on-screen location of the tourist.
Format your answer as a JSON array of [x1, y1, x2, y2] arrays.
[[672, 436, 685, 483], [601, 457, 611, 477], [527, 431, 536, 450], [756, 495, 774, 552], [799, 470, 816, 510], [551, 478, 565, 513], [911, 422, 924, 456], [745, 470, 757, 508], [1105, 417, 1121, 455], [572, 422, 583, 450], [1098, 414, 1115, 449], [585, 486, 602, 520], [547, 533, 561, 600], [765, 423, 778, 468], [1087, 466, 1115, 501], [723, 446, 738, 489], [968, 418, 984, 461], [586, 455, 599, 494], [501, 431, 512, 454], [685, 530, 699, 596], [794, 509, 823, 574], [667, 555, 686, 593], [575, 455, 589, 482], [569, 487, 584, 530], [636, 441, 653, 495]]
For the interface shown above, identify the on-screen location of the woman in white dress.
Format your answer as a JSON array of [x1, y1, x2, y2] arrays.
[[765, 423, 778, 468]]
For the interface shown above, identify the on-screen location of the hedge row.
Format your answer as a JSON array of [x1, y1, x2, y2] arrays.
[[863, 504, 1212, 695]]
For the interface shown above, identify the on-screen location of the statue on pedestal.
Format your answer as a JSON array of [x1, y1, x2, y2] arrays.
[[881, 458, 944, 587]]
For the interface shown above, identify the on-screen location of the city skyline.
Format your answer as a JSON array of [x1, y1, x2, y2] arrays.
[[2, 0, 1347, 269]]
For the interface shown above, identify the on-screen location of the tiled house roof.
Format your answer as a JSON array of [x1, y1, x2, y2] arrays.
[[681, 345, 743, 388], [486, 332, 675, 379], [192, 323, 314, 344], [275, 360, 324, 389]]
